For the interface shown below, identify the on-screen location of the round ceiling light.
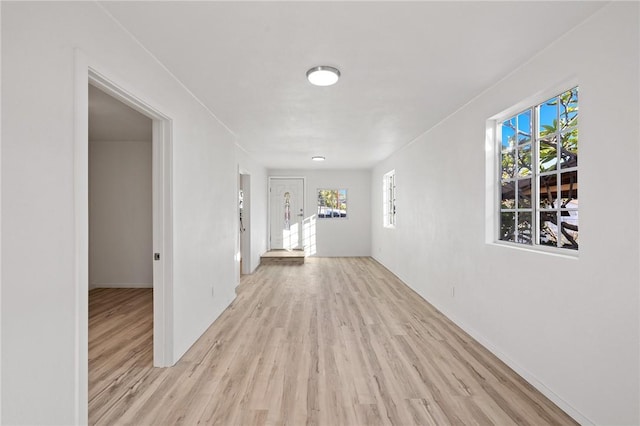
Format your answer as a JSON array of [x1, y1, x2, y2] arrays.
[[306, 66, 340, 86], [311, 156, 326, 162]]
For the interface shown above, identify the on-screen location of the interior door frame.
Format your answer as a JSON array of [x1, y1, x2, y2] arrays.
[[239, 171, 251, 275], [74, 50, 174, 424], [267, 176, 305, 250]]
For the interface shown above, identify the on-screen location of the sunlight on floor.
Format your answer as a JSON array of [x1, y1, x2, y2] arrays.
[[303, 215, 317, 256]]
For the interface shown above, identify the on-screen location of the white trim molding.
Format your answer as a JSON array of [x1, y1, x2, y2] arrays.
[[74, 48, 175, 425]]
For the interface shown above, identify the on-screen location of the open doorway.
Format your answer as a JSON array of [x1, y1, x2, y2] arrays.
[[89, 85, 153, 291], [82, 69, 173, 374], [74, 61, 174, 423], [88, 84, 154, 417], [239, 173, 250, 275]]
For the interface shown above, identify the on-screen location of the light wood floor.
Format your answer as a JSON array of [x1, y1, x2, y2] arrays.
[[89, 257, 576, 425]]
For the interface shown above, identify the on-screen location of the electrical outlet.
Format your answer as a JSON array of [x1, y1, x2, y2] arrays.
[[211, 286, 214, 297], [451, 286, 455, 298]]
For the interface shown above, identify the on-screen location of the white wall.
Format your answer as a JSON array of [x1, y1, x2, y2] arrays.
[[371, 4, 639, 425], [236, 146, 268, 275], [2, 2, 240, 424], [89, 140, 152, 289], [0, 1, 3, 420], [270, 169, 371, 257]]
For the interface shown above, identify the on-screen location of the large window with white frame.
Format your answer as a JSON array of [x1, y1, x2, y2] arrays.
[[498, 87, 578, 250], [383, 170, 396, 227]]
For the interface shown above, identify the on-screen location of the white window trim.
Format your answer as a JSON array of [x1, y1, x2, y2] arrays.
[[485, 79, 579, 257], [383, 170, 396, 228]]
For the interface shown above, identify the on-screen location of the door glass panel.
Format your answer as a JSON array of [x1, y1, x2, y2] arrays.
[[283, 192, 291, 230]]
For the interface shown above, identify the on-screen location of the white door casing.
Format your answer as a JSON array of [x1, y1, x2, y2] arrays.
[[74, 51, 174, 424], [87, 69, 173, 369]]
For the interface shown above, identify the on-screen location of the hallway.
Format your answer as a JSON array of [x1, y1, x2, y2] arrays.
[[89, 258, 574, 425]]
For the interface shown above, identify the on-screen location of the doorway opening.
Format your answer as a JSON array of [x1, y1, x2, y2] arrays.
[[88, 84, 154, 415], [239, 173, 251, 275], [89, 85, 153, 291], [74, 62, 175, 423], [85, 68, 173, 367]]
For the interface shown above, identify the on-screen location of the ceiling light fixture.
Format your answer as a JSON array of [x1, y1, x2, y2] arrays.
[[311, 156, 326, 162], [306, 66, 340, 86]]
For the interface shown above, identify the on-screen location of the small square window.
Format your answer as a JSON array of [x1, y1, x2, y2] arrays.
[[317, 189, 347, 218]]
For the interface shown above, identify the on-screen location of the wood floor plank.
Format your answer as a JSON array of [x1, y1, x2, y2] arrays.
[[89, 258, 577, 425]]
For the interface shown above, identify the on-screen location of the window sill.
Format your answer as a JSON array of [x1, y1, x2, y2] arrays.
[[489, 241, 579, 260]]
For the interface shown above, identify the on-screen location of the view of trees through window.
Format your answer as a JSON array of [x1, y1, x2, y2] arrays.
[[499, 87, 578, 250], [317, 189, 347, 218]]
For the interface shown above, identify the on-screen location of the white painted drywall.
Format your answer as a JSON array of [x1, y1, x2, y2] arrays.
[[236, 146, 268, 275], [269, 169, 371, 257], [0, 1, 3, 421], [2, 2, 240, 424], [371, 4, 639, 425], [89, 140, 152, 289]]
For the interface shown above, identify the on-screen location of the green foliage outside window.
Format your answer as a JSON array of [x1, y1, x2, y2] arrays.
[[499, 87, 578, 250], [317, 189, 347, 218]]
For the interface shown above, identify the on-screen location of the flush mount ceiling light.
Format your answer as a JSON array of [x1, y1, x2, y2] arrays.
[[306, 66, 340, 86], [311, 156, 326, 162]]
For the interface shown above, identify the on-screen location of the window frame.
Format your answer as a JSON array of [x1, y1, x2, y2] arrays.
[[383, 170, 396, 228], [316, 188, 348, 219], [491, 85, 579, 256]]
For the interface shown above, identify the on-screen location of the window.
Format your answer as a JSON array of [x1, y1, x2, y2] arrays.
[[317, 189, 347, 218], [498, 87, 578, 250], [383, 170, 396, 227]]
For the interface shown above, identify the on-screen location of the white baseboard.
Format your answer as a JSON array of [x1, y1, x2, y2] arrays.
[[90, 282, 152, 289], [370, 255, 593, 426], [433, 303, 594, 426]]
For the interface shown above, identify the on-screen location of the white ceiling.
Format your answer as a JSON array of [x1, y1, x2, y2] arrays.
[[89, 84, 152, 142], [100, 1, 605, 169]]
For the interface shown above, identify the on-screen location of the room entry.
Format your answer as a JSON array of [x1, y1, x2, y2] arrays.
[[88, 85, 153, 291], [239, 172, 250, 275], [269, 177, 304, 250], [83, 68, 174, 371]]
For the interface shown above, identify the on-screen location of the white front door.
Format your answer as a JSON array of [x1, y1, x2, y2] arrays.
[[269, 177, 304, 250]]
